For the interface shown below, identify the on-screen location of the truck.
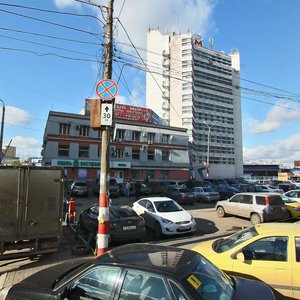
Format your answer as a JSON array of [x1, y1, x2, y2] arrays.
[[0, 166, 64, 259]]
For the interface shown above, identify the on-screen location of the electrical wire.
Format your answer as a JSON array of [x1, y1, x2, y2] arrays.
[[0, 8, 102, 38], [0, 2, 104, 24]]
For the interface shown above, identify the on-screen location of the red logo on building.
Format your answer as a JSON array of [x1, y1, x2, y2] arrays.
[[194, 38, 203, 47]]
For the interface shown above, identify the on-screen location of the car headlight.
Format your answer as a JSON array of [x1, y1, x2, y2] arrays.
[[161, 217, 174, 224], [293, 207, 300, 212], [191, 216, 195, 222]]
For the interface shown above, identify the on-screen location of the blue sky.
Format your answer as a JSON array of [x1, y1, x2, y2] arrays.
[[0, 0, 300, 165]]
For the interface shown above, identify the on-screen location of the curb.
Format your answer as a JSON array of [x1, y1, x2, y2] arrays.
[[0, 273, 7, 290]]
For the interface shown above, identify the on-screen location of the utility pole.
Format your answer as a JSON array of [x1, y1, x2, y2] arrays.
[[96, 0, 114, 256], [203, 121, 218, 178], [0, 99, 5, 164]]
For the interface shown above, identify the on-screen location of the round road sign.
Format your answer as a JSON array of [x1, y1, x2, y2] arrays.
[[96, 79, 118, 100]]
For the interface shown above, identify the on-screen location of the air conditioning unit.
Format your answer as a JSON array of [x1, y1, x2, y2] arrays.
[[75, 125, 80, 130], [148, 141, 153, 145]]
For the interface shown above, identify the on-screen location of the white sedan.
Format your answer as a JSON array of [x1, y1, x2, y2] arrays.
[[132, 197, 197, 237]]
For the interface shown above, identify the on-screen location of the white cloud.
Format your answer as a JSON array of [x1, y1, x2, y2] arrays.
[[1, 106, 32, 126], [10, 136, 41, 159], [53, 0, 81, 9], [243, 133, 300, 163], [248, 102, 300, 134]]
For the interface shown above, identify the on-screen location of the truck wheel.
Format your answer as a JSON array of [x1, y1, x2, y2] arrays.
[[217, 206, 226, 218], [250, 213, 261, 225]]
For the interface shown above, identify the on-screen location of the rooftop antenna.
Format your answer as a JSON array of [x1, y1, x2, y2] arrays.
[[209, 37, 214, 50]]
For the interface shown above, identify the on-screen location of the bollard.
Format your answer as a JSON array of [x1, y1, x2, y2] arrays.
[[68, 197, 75, 224]]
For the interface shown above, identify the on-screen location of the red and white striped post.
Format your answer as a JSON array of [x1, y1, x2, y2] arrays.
[[96, 0, 114, 256]]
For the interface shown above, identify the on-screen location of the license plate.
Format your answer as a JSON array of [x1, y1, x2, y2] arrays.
[[123, 225, 136, 230]]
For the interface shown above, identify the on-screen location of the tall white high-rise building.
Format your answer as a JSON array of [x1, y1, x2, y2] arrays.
[[146, 29, 243, 179]]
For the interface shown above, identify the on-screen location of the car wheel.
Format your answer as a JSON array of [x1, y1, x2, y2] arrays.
[[216, 206, 226, 217], [250, 213, 261, 225], [154, 222, 163, 237]]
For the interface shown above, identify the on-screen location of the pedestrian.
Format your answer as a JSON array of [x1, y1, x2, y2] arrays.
[[124, 181, 131, 198], [135, 181, 141, 200]]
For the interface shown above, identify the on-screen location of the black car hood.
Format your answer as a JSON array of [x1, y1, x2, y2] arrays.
[[233, 276, 274, 300], [10, 258, 92, 291]]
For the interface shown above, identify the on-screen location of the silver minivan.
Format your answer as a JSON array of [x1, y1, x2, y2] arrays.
[[216, 192, 290, 224]]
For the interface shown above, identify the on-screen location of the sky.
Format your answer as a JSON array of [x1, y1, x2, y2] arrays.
[[1, 0, 300, 166]]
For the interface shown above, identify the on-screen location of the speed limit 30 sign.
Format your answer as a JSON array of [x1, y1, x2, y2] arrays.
[[101, 103, 113, 126]]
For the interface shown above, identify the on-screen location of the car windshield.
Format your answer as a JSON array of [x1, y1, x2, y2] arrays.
[[213, 226, 259, 253], [281, 196, 297, 203], [154, 200, 183, 212], [110, 207, 138, 218], [203, 187, 213, 192], [187, 254, 234, 300]]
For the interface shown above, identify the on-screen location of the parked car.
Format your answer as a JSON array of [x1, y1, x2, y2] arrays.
[[281, 195, 300, 219], [215, 192, 290, 224], [258, 184, 284, 194], [0, 243, 275, 300], [147, 181, 169, 195], [191, 186, 220, 202], [277, 183, 296, 192], [284, 189, 300, 202], [78, 204, 145, 244], [140, 183, 152, 196], [212, 185, 240, 200], [192, 223, 300, 299], [163, 186, 196, 205], [70, 180, 89, 196], [132, 197, 196, 237], [91, 177, 120, 197]]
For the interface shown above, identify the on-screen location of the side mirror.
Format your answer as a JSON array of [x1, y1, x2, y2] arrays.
[[236, 252, 245, 262]]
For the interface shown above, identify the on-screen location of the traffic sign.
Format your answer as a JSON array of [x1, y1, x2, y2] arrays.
[[101, 102, 113, 126], [96, 79, 118, 100]]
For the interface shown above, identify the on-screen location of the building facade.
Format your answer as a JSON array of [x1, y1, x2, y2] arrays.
[[146, 29, 243, 179], [41, 101, 190, 182]]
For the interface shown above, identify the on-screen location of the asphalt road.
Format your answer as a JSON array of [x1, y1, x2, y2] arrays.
[[72, 193, 252, 249]]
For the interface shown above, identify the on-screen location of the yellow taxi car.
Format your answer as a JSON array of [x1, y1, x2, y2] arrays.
[[281, 195, 300, 218], [192, 223, 300, 299]]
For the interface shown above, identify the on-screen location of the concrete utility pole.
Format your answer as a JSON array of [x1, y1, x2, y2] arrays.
[[96, 0, 114, 256], [203, 121, 218, 178], [0, 99, 5, 164]]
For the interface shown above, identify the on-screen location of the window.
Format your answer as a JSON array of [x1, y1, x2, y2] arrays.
[[131, 170, 140, 180], [242, 236, 288, 261], [79, 146, 89, 157], [146, 170, 154, 180], [241, 195, 253, 204], [132, 131, 141, 141], [79, 125, 90, 136], [116, 129, 125, 140], [162, 151, 169, 161], [148, 132, 155, 142], [295, 237, 300, 262], [162, 134, 169, 143], [59, 123, 70, 135], [116, 149, 124, 158], [58, 144, 69, 156], [119, 270, 171, 300], [71, 266, 121, 300], [148, 150, 155, 161], [132, 149, 140, 160], [170, 281, 188, 300], [161, 170, 169, 180]]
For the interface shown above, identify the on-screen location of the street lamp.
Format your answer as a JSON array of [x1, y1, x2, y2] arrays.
[[203, 120, 219, 178], [0, 99, 5, 164]]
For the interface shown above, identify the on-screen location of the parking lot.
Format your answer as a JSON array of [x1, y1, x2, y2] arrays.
[[0, 194, 252, 289]]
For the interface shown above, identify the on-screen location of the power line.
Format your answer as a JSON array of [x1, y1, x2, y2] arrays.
[[0, 2, 104, 24], [0, 46, 99, 63], [0, 33, 97, 57], [0, 7, 103, 38]]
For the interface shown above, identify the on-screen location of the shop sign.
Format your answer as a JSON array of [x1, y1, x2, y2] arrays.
[[51, 159, 100, 168]]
